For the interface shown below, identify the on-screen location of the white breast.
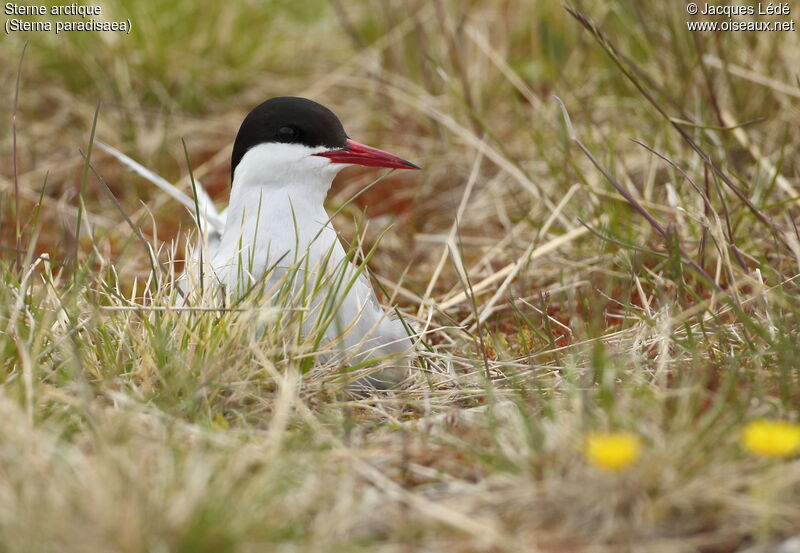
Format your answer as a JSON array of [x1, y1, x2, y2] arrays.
[[208, 142, 412, 376]]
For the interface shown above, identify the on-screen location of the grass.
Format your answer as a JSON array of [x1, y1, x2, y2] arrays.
[[1, 0, 800, 550]]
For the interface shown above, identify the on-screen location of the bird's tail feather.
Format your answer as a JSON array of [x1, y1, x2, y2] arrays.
[[95, 140, 226, 234]]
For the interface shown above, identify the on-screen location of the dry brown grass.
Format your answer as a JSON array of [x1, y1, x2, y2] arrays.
[[2, 1, 800, 551]]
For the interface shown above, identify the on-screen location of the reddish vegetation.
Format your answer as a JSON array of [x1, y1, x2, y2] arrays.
[[331, 169, 418, 218]]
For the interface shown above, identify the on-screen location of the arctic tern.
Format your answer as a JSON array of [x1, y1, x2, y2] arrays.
[[100, 97, 420, 387]]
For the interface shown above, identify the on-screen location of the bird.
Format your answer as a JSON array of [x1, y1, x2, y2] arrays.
[[99, 97, 420, 387]]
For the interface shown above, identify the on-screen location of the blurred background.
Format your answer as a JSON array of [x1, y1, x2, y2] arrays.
[[2, 1, 798, 302], [1, 1, 800, 551]]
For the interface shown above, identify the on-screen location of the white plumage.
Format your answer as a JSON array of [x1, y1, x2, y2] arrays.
[[98, 137, 414, 387], [212, 142, 413, 378]]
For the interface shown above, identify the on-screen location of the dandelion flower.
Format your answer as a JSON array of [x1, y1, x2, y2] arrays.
[[741, 419, 800, 459], [585, 432, 641, 471]]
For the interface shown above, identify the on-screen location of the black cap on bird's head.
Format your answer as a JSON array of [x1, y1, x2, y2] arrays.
[[231, 96, 420, 181]]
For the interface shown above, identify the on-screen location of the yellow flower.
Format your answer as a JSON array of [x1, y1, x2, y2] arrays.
[[584, 432, 641, 471], [741, 419, 800, 458]]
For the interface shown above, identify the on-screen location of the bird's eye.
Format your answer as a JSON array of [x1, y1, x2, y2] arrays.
[[277, 126, 299, 142]]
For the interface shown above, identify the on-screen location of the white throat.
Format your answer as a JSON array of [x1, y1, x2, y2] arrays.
[[232, 142, 341, 200], [211, 142, 345, 297]]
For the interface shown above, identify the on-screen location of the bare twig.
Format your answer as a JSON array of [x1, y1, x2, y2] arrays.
[[555, 96, 721, 291], [564, 6, 790, 251]]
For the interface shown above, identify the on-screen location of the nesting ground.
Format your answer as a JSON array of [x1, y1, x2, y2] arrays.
[[1, 1, 800, 551]]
